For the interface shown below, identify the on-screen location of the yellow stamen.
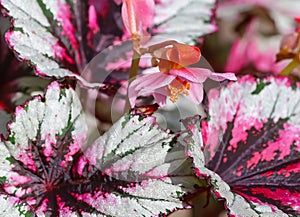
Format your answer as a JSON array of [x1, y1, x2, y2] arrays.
[[168, 79, 191, 103]]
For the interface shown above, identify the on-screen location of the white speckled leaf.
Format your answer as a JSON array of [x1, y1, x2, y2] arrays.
[[0, 196, 30, 217], [151, 0, 217, 44], [182, 115, 290, 217], [201, 76, 300, 216], [82, 114, 201, 216], [6, 81, 87, 159], [0, 83, 200, 216], [1, 0, 104, 88], [0, 81, 88, 216], [0, 144, 29, 217]]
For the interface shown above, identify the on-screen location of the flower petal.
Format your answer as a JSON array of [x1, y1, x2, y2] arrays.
[[128, 72, 175, 107], [128, 83, 140, 108], [133, 72, 175, 92], [153, 88, 168, 107], [225, 38, 248, 72], [121, 0, 155, 36], [169, 68, 212, 83], [166, 43, 201, 67], [188, 83, 204, 104], [209, 72, 237, 81]]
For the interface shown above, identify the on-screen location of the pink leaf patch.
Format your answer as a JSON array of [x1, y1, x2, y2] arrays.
[[198, 76, 300, 216]]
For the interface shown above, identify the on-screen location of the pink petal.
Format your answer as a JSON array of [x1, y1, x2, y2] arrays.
[[128, 91, 139, 108], [128, 93, 138, 108], [225, 38, 248, 72], [225, 20, 257, 72], [169, 68, 212, 83], [209, 72, 237, 81], [188, 83, 204, 104], [153, 88, 168, 107], [121, 1, 134, 34], [135, 0, 155, 30], [128, 77, 143, 107], [133, 72, 175, 92], [121, 0, 155, 36], [128, 73, 175, 107]]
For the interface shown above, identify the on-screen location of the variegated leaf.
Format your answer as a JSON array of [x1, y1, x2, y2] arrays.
[[0, 81, 88, 216], [0, 143, 32, 217], [81, 113, 202, 217], [197, 76, 300, 216], [0, 82, 201, 216], [183, 115, 292, 217], [1, 0, 123, 88], [0, 14, 38, 112], [151, 0, 217, 45]]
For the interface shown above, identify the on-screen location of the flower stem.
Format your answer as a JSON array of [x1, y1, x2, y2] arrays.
[[129, 47, 141, 80], [280, 58, 299, 76], [125, 39, 141, 111]]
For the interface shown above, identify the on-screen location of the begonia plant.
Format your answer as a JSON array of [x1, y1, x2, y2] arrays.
[[0, 0, 299, 217]]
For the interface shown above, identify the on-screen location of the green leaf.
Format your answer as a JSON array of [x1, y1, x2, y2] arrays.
[[251, 80, 271, 95]]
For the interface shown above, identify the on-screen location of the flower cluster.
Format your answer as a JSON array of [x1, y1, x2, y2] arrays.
[[129, 41, 236, 107]]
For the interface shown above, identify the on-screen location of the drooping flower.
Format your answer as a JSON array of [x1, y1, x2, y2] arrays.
[[277, 17, 300, 62], [121, 0, 155, 39], [128, 41, 237, 107], [275, 17, 300, 77]]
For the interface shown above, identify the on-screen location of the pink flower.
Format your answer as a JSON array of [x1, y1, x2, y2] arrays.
[[225, 19, 287, 74], [277, 17, 300, 62], [121, 0, 155, 39], [128, 42, 237, 107]]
